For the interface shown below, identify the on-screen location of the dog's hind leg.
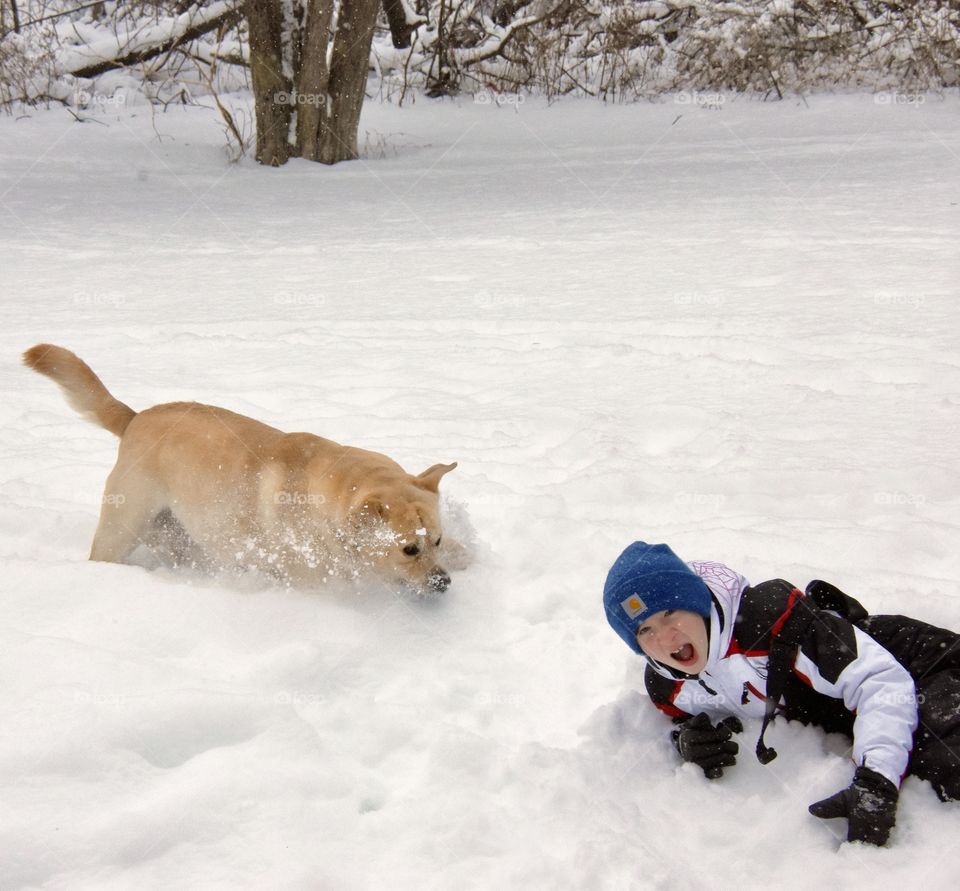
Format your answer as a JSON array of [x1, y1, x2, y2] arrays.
[[88, 472, 161, 564]]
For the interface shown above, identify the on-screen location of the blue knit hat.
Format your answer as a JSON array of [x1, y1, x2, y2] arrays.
[[603, 542, 712, 654]]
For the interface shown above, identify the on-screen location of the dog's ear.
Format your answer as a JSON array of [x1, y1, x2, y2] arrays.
[[352, 495, 390, 524], [414, 462, 457, 492]]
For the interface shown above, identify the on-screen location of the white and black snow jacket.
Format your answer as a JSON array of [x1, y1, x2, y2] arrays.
[[643, 561, 918, 787]]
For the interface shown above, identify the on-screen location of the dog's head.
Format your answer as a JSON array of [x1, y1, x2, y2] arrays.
[[348, 462, 458, 594]]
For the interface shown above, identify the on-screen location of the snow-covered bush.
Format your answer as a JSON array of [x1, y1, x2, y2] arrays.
[[1, 0, 958, 112], [0, 0, 247, 108], [378, 0, 960, 100]]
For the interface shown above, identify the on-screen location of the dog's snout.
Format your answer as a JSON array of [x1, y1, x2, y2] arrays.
[[428, 569, 451, 592]]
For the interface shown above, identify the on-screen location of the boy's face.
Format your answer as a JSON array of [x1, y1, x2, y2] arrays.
[[636, 609, 709, 674]]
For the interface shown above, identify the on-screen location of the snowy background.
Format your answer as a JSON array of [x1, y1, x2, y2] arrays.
[[1, 92, 959, 888]]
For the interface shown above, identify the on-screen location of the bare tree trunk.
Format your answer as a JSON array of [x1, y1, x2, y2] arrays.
[[245, 0, 292, 166], [382, 0, 417, 48], [245, 0, 377, 166], [295, 0, 335, 161], [317, 0, 380, 164]]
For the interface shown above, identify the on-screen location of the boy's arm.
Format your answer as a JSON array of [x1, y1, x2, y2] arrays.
[[794, 612, 917, 787], [643, 665, 692, 720], [644, 665, 741, 779]]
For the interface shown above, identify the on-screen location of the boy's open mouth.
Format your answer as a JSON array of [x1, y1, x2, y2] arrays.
[[671, 643, 696, 665]]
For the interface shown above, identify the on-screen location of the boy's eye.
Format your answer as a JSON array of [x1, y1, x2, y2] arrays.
[[403, 544, 420, 556], [664, 609, 675, 616], [637, 626, 650, 637]]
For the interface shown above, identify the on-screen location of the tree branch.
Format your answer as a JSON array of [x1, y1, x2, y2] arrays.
[[65, 2, 244, 79]]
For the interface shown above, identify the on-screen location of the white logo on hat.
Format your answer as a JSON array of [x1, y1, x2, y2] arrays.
[[621, 593, 646, 619]]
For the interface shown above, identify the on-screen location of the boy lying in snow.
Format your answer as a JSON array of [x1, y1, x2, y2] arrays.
[[603, 542, 960, 847]]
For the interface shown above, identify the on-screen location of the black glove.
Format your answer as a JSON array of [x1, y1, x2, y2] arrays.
[[808, 765, 899, 846], [671, 712, 742, 779]]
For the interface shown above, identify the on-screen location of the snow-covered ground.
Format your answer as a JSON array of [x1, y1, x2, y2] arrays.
[[1, 92, 959, 889]]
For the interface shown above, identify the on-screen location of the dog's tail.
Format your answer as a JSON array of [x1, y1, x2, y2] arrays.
[[23, 344, 137, 437]]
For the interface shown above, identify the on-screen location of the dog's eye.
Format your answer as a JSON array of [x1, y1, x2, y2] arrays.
[[435, 536, 442, 547], [403, 544, 420, 557]]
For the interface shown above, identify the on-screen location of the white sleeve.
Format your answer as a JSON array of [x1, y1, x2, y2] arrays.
[[794, 620, 917, 787]]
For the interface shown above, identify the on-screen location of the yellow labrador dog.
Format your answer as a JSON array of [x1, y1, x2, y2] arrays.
[[24, 344, 458, 593]]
